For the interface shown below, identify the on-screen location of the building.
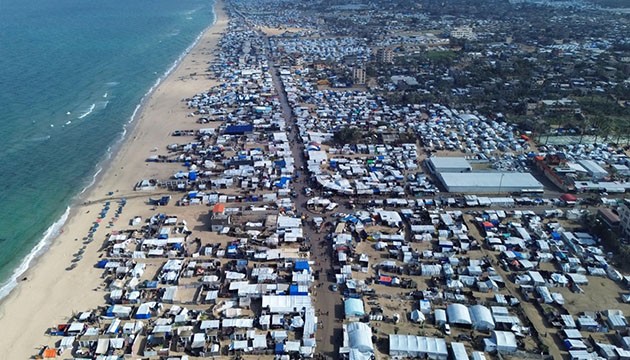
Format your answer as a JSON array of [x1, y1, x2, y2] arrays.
[[427, 157, 472, 174], [353, 67, 366, 85], [376, 48, 394, 63], [619, 199, 630, 239], [577, 159, 608, 180], [451, 26, 475, 40], [437, 172, 543, 194], [209, 203, 230, 232]]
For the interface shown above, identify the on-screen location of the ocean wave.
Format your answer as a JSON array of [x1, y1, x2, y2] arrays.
[[79, 167, 102, 195], [105, 81, 119, 87], [0, 206, 71, 301], [28, 135, 51, 142], [77, 103, 96, 119]]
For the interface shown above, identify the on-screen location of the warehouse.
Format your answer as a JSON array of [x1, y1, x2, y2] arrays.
[[438, 172, 543, 194], [427, 157, 472, 174]]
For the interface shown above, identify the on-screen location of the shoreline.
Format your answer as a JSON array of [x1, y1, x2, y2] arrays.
[[0, 0, 227, 356], [0, 2, 220, 303]]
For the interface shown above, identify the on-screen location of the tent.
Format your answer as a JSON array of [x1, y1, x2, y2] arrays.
[[469, 305, 495, 331], [346, 322, 374, 360], [389, 335, 448, 359], [410, 310, 425, 323], [447, 304, 472, 325], [484, 331, 517, 353], [344, 298, 365, 318]]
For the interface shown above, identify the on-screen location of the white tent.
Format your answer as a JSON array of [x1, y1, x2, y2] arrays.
[[191, 333, 206, 349], [469, 305, 495, 331], [389, 334, 448, 359], [434, 309, 447, 326], [484, 331, 517, 353], [410, 310, 425, 323], [447, 304, 472, 325], [346, 322, 374, 360]]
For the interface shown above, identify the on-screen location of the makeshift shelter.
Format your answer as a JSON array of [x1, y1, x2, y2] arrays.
[[410, 310, 426, 324]]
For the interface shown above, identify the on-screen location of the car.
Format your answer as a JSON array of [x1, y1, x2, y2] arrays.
[[442, 324, 451, 335], [330, 284, 338, 292]]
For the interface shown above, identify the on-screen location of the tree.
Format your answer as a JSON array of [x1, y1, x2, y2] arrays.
[[332, 127, 362, 145]]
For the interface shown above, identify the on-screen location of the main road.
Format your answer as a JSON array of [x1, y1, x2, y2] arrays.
[[262, 33, 342, 358]]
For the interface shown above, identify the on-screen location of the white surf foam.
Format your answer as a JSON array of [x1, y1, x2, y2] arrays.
[[78, 103, 96, 119], [0, 206, 71, 300]]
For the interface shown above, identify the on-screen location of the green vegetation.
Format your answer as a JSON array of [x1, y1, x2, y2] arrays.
[[332, 127, 363, 145], [586, 215, 630, 272]]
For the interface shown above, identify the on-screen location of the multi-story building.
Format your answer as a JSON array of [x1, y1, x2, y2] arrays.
[[376, 48, 394, 63], [353, 66, 366, 85], [451, 26, 476, 40]]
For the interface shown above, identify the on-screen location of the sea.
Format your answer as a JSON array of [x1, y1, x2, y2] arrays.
[[0, 0, 216, 299]]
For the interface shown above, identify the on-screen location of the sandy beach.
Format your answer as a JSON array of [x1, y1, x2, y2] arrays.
[[0, 0, 227, 357]]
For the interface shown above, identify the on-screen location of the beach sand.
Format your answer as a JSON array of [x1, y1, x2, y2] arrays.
[[0, 1, 227, 357]]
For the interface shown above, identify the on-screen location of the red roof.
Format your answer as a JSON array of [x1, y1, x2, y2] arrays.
[[560, 194, 578, 202], [482, 221, 494, 228]]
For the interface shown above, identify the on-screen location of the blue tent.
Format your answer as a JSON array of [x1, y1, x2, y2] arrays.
[[224, 124, 253, 135], [289, 284, 308, 296], [342, 215, 359, 224], [275, 177, 291, 188], [275, 343, 284, 354], [96, 260, 109, 269], [294, 260, 310, 271]]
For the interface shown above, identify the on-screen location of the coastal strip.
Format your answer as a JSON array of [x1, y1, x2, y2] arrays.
[[0, 0, 227, 357]]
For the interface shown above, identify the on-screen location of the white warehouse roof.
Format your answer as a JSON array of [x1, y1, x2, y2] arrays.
[[438, 172, 543, 194], [427, 157, 472, 173]]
